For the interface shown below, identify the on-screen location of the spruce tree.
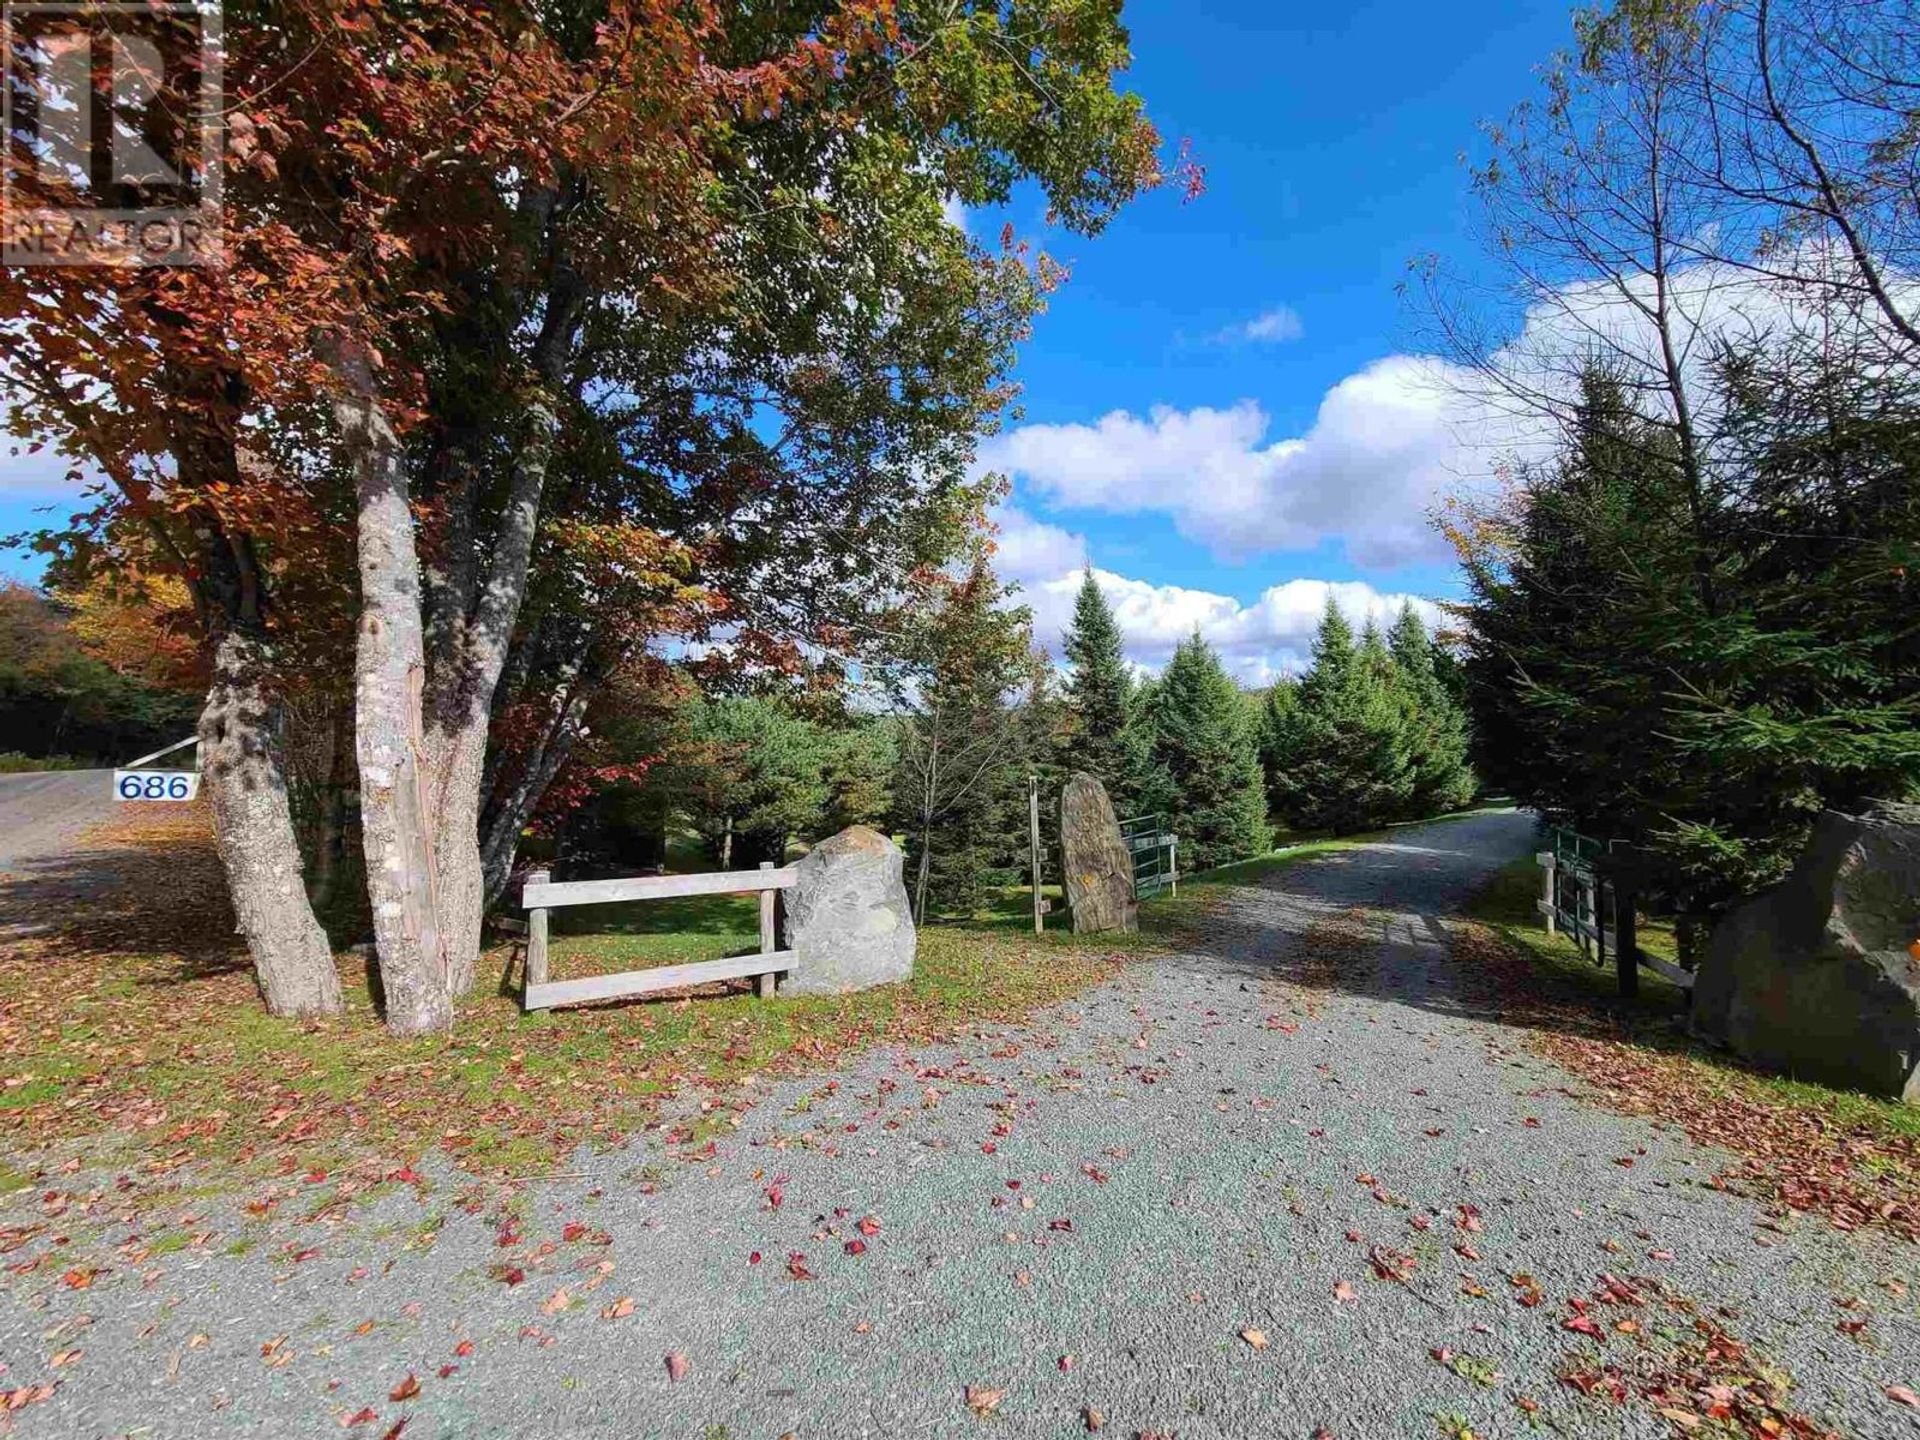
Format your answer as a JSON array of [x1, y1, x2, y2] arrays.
[[1060, 568, 1140, 805], [1145, 633, 1271, 869], [1388, 603, 1476, 816]]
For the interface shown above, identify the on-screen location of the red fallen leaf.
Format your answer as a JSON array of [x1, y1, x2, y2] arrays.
[[380, 1421, 408, 1440], [491, 1265, 525, 1287], [1409, 1215, 1432, 1231], [1006, 1180, 1021, 1191], [1057, 1354, 1074, 1371], [981, 1143, 997, 1154], [1424, 1128, 1445, 1137], [344, 1407, 378, 1426], [1081, 1164, 1110, 1185], [1355, 1173, 1376, 1186], [665, 1352, 689, 1383], [1887, 1385, 1920, 1408], [1455, 1205, 1483, 1233], [562, 1223, 588, 1243], [1523, 1117, 1541, 1128], [1048, 1218, 1074, 1232], [1431, 1346, 1454, 1365], [1648, 1249, 1675, 1261], [1613, 1156, 1635, 1168], [844, 1239, 867, 1256], [1838, 1319, 1868, 1336], [388, 1373, 421, 1402], [437, 1365, 458, 1380], [857, 1215, 881, 1236], [61, 1268, 96, 1290], [602, 1296, 634, 1319], [786, 1253, 816, 1281], [1333, 1280, 1356, 1303], [1455, 1243, 1482, 1261], [1345, 1229, 1364, 1242], [453, 1340, 473, 1358], [1562, 1314, 1603, 1337], [748, 1251, 762, 1265], [766, 1185, 785, 1210], [1308, 1128, 1325, 1138]]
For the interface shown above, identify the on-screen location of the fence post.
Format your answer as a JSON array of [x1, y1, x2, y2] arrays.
[[525, 868, 550, 996], [755, 860, 778, 997], [1168, 834, 1178, 898], [1029, 774, 1043, 935], [1535, 851, 1557, 936], [1614, 882, 1639, 999]]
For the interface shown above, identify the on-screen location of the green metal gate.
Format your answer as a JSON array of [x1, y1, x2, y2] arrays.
[[1119, 813, 1178, 897]]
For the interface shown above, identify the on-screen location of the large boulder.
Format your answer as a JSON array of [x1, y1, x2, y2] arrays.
[[1059, 771, 1137, 935], [1692, 802, 1920, 1101], [781, 825, 915, 996]]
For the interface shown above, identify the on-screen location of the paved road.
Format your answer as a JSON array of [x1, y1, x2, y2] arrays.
[[7, 811, 1918, 1438], [0, 769, 108, 881]]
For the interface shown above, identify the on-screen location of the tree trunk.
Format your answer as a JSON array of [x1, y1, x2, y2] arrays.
[[198, 629, 342, 1016], [424, 394, 561, 997], [720, 814, 734, 871], [331, 349, 451, 1036]]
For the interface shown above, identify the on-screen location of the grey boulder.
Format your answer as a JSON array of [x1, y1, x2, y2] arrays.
[[782, 825, 916, 996], [1059, 771, 1138, 935], [1692, 802, 1920, 1101]]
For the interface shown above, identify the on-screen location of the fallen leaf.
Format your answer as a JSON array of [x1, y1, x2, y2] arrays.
[[964, 1384, 1005, 1417], [388, 1373, 420, 1403], [1333, 1280, 1356, 1304], [1887, 1385, 1920, 1408], [1239, 1327, 1269, 1351], [343, 1407, 378, 1427], [665, 1351, 689, 1382], [602, 1296, 634, 1320], [1083, 1406, 1105, 1431]]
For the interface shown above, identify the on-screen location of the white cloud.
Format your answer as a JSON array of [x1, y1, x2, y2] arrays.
[[940, 194, 968, 236], [1227, 305, 1305, 344], [978, 355, 1527, 567], [991, 503, 1086, 583], [0, 440, 92, 500], [1013, 549, 1441, 687]]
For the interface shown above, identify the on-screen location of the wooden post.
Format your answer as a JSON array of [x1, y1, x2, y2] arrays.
[[1536, 851, 1557, 936], [525, 868, 550, 996], [755, 860, 778, 997], [1614, 881, 1639, 999], [1168, 834, 1178, 898], [1029, 773, 1043, 936]]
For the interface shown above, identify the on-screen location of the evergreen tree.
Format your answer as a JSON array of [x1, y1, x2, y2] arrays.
[[1265, 597, 1420, 833], [1387, 604, 1477, 816], [1145, 633, 1271, 869], [1060, 568, 1144, 807]]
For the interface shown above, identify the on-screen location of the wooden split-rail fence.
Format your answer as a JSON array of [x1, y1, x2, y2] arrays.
[[521, 861, 795, 1012]]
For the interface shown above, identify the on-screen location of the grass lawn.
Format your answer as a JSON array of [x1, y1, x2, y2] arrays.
[[1456, 852, 1920, 1240], [0, 807, 1210, 1191]]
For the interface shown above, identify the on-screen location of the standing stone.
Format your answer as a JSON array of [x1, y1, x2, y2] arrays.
[[1059, 771, 1137, 935], [782, 825, 915, 996], [1692, 802, 1920, 1101]]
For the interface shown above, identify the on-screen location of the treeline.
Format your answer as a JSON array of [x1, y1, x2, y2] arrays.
[[1433, 0, 1920, 942], [0, 581, 201, 766], [560, 566, 1477, 921]]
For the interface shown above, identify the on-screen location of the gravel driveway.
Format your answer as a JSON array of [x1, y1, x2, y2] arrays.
[[7, 810, 1918, 1439]]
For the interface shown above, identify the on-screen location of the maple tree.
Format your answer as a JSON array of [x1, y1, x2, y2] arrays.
[[2, 0, 1182, 1031]]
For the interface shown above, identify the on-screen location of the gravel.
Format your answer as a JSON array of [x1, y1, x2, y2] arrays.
[[6, 809, 1919, 1440]]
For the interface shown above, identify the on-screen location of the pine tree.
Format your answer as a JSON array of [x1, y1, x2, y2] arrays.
[[1145, 633, 1270, 870], [1388, 603, 1477, 816], [1060, 568, 1142, 806], [1266, 597, 1420, 833]]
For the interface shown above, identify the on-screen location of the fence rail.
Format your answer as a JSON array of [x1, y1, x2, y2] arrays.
[[1535, 827, 1692, 997], [1118, 813, 1178, 898], [522, 862, 795, 1012]]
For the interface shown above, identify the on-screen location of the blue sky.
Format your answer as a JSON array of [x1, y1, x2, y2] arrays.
[[0, 0, 1579, 681], [967, 0, 1576, 679]]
